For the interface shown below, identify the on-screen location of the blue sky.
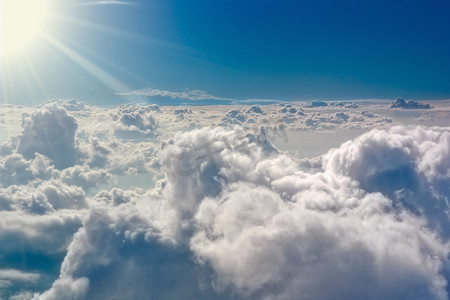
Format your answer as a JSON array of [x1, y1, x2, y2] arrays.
[[2, 0, 450, 105]]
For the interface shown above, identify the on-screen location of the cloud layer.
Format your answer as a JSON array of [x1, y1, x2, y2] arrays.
[[0, 100, 449, 299], [40, 126, 450, 299]]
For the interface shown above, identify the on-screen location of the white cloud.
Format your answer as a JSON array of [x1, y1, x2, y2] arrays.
[[0, 270, 41, 300], [111, 103, 159, 137], [37, 206, 213, 300], [117, 87, 233, 101], [73, 0, 135, 6], [0, 269, 40, 283], [36, 276, 89, 300], [0, 179, 88, 214], [60, 165, 112, 191], [0, 153, 55, 187], [40, 99, 87, 112], [191, 184, 448, 300], [37, 125, 450, 299], [16, 105, 81, 169], [324, 126, 450, 236], [93, 188, 140, 206], [0, 210, 82, 254], [391, 97, 432, 109], [215, 104, 392, 131], [1, 101, 450, 299]]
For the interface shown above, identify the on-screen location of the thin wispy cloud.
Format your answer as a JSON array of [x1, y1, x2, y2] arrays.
[[74, 0, 135, 6], [0, 269, 41, 283], [116, 87, 234, 101]]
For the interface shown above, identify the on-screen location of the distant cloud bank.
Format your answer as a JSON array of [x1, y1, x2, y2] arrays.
[[117, 87, 233, 101], [73, 0, 135, 6], [391, 97, 432, 109]]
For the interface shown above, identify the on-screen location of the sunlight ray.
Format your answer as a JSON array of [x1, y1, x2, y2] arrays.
[[49, 14, 250, 80], [50, 14, 191, 54], [50, 30, 148, 87], [1, 61, 17, 103], [22, 55, 51, 104], [41, 32, 133, 99], [16, 60, 36, 102]]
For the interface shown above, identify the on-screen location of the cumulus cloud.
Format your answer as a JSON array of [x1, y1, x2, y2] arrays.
[[390, 97, 432, 109], [324, 126, 450, 236], [0, 210, 82, 255], [220, 109, 248, 125], [305, 100, 328, 107], [93, 188, 140, 206], [36, 125, 450, 300], [0, 180, 85, 297], [16, 105, 81, 169], [37, 205, 217, 300], [1, 101, 450, 299], [192, 184, 448, 300], [40, 100, 87, 112], [60, 165, 112, 191], [216, 104, 392, 130], [0, 153, 55, 187], [0, 179, 87, 214], [110, 103, 159, 137]]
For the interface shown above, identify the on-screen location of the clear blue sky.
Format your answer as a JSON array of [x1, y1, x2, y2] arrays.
[[2, 0, 450, 105]]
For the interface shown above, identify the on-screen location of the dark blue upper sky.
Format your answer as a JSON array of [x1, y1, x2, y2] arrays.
[[2, 0, 450, 104]]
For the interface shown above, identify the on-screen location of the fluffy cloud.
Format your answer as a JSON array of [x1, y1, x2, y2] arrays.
[[16, 105, 81, 169], [0, 210, 82, 255], [0, 153, 55, 187], [0, 180, 85, 298], [220, 109, 248, 125], [192, 184, 448, 300], [60, 165, 112, 191], [111, 104, 159, 137], [1, 101, 450, 299], [216, 104, 392, 130], [391, 97, 432, 109], [93, 188, 140, 206], [325, 126, 450, 235], [37, 206, 216, 300], [0, 179, 87, 214], [36, 125, 450, 300], [188, 127, 450, 300], [40, 100, 87, 112]]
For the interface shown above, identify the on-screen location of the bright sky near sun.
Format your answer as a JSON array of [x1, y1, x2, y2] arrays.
[[2, 0, 50, 53], [1, 0, 450, 105]]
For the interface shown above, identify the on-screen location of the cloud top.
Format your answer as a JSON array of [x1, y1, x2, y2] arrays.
[[391, 97, 432, 109], [0, 101, 449, 299]]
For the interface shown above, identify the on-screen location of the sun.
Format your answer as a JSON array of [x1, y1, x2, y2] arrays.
[[1, 0, 51, 55]]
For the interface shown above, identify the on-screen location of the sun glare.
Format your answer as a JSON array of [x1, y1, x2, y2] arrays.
[[1, 0, 51, 55]]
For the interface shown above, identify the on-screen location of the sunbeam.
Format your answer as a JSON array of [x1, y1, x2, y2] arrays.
[[22, 55, 51, 104], [41, 33, 132, 99], [51, 14, 193, 55], [50, 30, 148, 87]]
